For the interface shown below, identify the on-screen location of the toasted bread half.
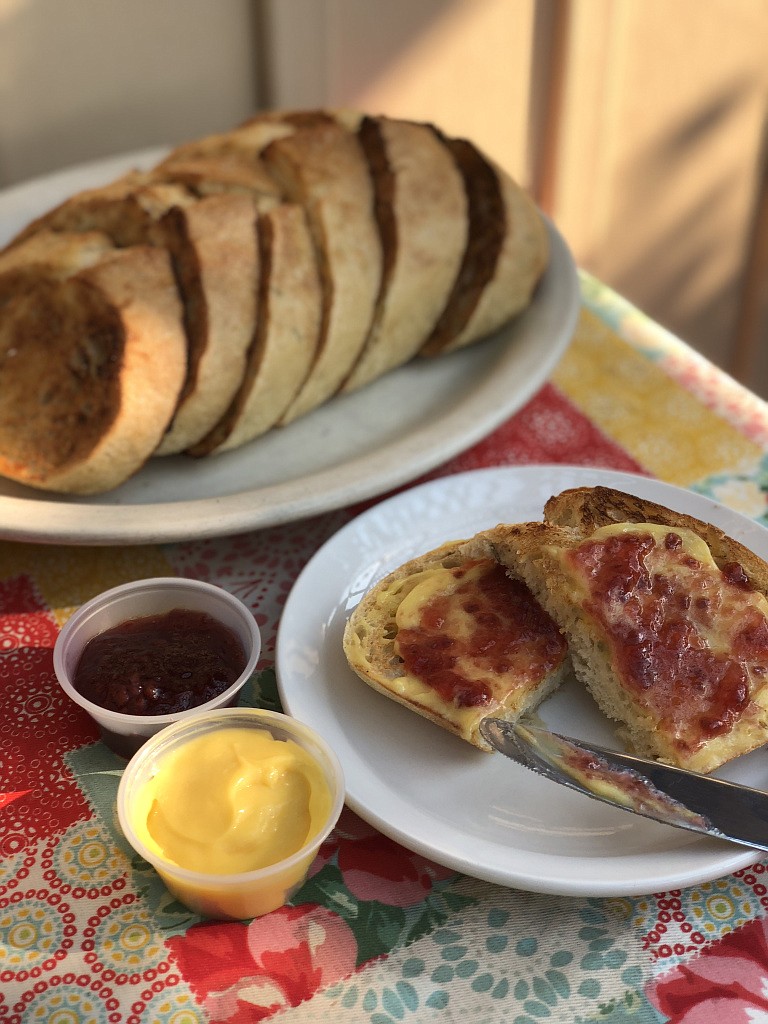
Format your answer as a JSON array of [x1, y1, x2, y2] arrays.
[[467, 486, 768, 772], [343, 540, 571, 751]]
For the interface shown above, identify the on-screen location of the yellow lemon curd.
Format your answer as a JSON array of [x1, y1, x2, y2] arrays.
[[131, 727, 332, 886]]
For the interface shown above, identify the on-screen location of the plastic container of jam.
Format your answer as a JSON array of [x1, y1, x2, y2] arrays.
[[53, 577, 261, 757], [117, 707, 345, 920]]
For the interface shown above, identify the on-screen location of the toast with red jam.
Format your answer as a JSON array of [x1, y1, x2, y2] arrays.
[[468, 486, 768, 773], [342, 540, 571, 751]]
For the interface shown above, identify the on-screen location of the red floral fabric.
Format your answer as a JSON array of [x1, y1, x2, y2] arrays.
[[169, 904, 358, 1023]]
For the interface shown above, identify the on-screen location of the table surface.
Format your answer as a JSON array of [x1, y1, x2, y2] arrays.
[[3, 271, 768, 1024]]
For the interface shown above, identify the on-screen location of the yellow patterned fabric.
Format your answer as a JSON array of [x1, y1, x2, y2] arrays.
[[554, 307, 763, 485]]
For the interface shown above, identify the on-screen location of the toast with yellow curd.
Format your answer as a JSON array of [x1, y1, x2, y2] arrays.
[[342, 540, 571, 751], [467, 486, 768, 773]]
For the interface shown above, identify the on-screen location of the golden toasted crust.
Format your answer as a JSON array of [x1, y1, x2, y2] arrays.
[[152, 115, 296, 199], [343, 539, 570, 751], [544, 485, 768, 592], [466, 487, 768, 773]]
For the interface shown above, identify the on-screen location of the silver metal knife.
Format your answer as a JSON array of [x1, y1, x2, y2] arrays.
[[479, 717, 768, 852]]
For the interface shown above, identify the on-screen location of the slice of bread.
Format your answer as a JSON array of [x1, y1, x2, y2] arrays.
[[467, 486, 768, 773], [419, 135, 549, 356], [263, 119, 383, 422], [189, 202, 322, 455], [0, 247, 186, 493], [151, 192, 261, 454], [340, 116, 467, 392], [343, 540, 571, 751], [9, 176, 194, 249]]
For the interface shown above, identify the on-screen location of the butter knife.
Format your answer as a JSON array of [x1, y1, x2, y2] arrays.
[[479, 717, 768, 851]]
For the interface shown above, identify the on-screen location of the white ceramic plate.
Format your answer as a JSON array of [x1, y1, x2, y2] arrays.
[[276, 465, 768, 897], [0, 152, 579, 545]]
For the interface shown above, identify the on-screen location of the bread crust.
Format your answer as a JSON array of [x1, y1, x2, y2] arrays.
[[0, 229, 115, 281], [419, 138, 549, 356], [544, 485, 768, 592], [153, 113, 299, 198]]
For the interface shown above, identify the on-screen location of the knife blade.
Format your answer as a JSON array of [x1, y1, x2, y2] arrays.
[[479, 717, 768, 851]]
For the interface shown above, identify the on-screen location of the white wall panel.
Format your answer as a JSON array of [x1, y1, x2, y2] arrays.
[[0, 0, 260, 185]]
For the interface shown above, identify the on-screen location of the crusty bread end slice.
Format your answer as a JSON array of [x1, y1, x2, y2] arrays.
[[0, 247, 186, 494]]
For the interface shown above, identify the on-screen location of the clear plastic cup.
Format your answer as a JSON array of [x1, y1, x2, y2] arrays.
[[53, 577, 261, 757], [117, 707, 345, 920]]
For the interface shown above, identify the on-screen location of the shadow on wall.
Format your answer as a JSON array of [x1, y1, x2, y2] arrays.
[[584, 75, 767, 384]]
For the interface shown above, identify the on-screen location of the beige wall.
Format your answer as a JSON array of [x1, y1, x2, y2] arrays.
[[548, 0, 768, 387], [265, 0, 538, 188], [0, 0, 260, 185]]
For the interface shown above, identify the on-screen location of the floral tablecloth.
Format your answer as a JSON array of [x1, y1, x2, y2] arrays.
[[3, 272, 768, 1023]]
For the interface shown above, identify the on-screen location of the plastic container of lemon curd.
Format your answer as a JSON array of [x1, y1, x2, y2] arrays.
[[117, 707, 345, 920]]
